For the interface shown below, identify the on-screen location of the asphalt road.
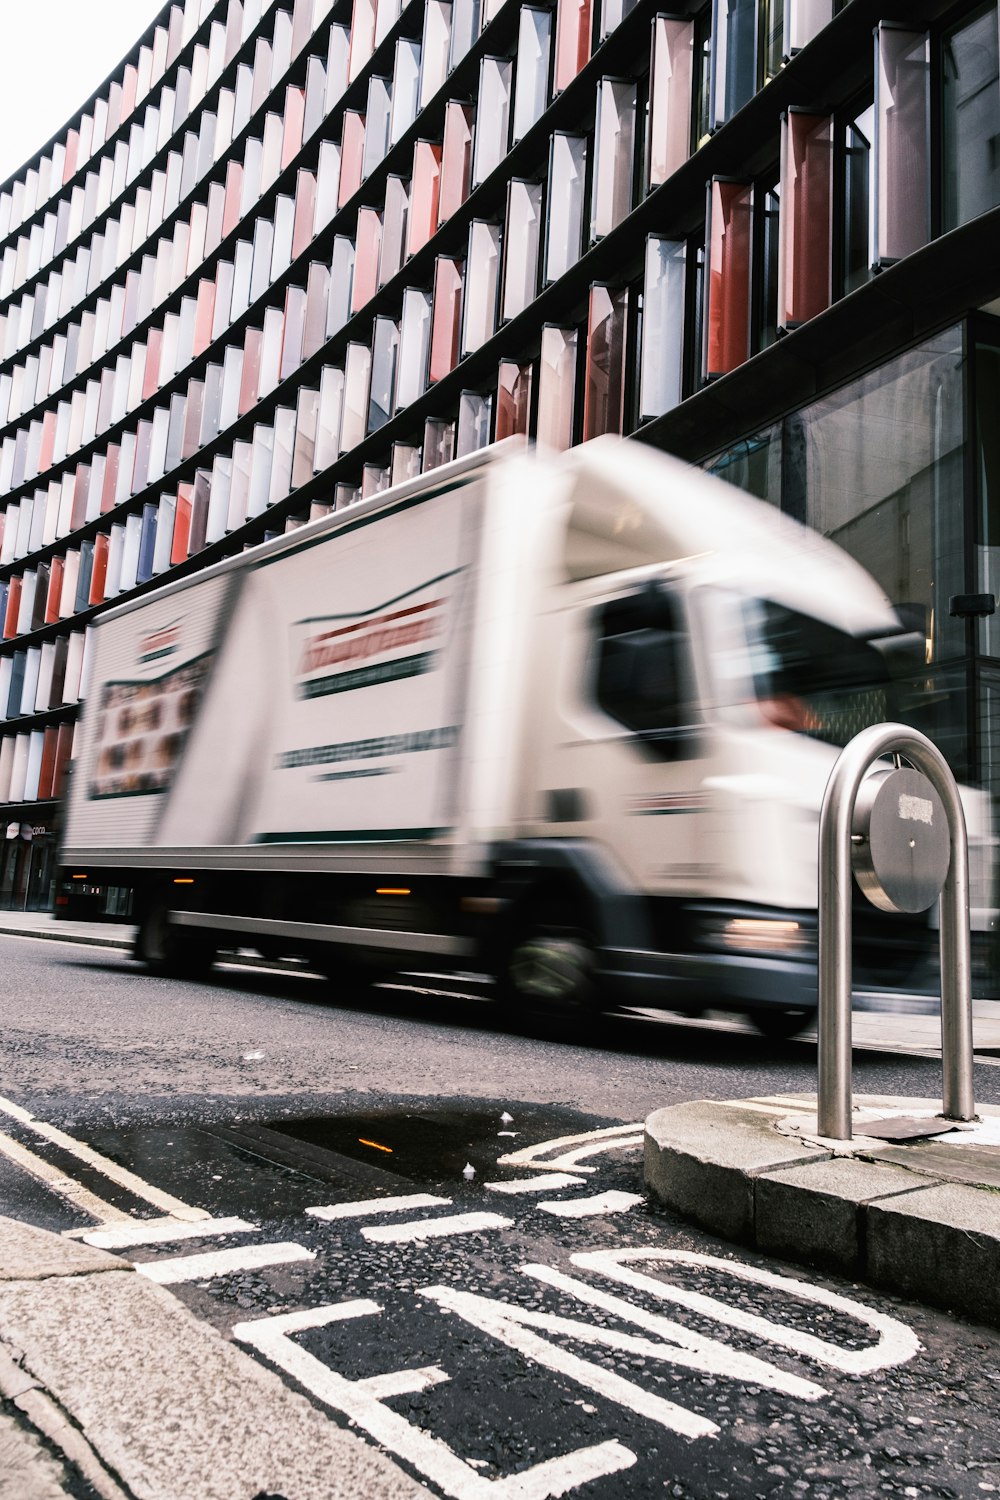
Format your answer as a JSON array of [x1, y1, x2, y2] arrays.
[[3, 934, 1000, 1500]]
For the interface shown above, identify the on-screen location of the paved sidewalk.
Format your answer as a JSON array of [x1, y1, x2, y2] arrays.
[[645, 1092, 1000, 1330], [0, 1216, 431, 1500]]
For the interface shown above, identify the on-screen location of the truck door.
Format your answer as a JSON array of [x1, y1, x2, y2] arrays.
[[585, 583, 710, 895]]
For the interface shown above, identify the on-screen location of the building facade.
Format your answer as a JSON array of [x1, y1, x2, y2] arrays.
[[0, 0, 997, 911]]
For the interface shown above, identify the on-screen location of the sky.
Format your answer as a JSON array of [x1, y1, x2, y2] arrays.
[[0, 1, 165, 185]]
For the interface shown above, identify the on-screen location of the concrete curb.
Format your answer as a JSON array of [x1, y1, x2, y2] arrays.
[[0, 1216, 431, 1500], [644, 1093, 1000, 1329]]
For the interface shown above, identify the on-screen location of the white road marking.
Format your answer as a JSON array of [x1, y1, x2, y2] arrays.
[[570, 1249, 921, 1375], [306, 1193, 451, 1220], [357, 1365, 451, 1399], [0, 1093, 208, 1221], [536, 1192, 644, 1219], [0, 1128, 131, 1224], [82, 1216, 258, 1249], [518, 1264, 824, 1399], [235, 1301, 636, 1499], [136, 1241, 315, 1285], [485, 1175, 586, 1195], [496, 1124, 644, 1175], [362, 1212, 513, 1244], [421, 1284, 718, 1439]]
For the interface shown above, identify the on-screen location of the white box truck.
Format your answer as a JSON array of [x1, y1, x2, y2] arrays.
[[55, 438, 984, 1036]]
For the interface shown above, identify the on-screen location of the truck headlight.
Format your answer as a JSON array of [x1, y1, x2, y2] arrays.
[[701, 915, 814, 956]]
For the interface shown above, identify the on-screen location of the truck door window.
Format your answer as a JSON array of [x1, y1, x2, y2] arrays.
[[593, 587, 692, 750], [743, 598, 891, 746]]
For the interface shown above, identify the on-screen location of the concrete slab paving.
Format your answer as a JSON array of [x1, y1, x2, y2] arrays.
[[0, 1268, 431, 1500], [0, 1408, 72, 1500], [0, 1217, 124, 1281]]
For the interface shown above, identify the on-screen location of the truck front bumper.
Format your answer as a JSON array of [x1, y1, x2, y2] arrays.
[[598, 946, 819, 1014]]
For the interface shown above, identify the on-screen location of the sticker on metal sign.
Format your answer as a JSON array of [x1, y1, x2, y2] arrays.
[[851, 766, 951, 914]]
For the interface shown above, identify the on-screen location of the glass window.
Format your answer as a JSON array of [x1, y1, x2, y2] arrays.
[[512, 7, 551, 143], [449, 0, 481, 70], [369, 316, 400, 432], [583, 285, 628, 439], [640, 237, 686, 419], [341, 341, 372, 451], [379, 176, 410, 287], [842, 104, 873, 296], [362, 77, 393, 179], [353, 208, 382, 311], [874, 25, 929, 265], [941, 3, 1000, 232], [429, 257, 464, 382], [456, 390, 492, 454], [784, 1, 833, 57], [536, 324, 578, 449], [473, 58, 512, 186], [390, 38, 422, 144], [439, 102, 474, 225], [495, 360, 532, 438], [591, 78, 636, 242], [974, 338, 1000, 661], [710, 0, 758, 129], [408, 141, 442, 255], [647, 17, 694, 191], [462, 221, 500, 354], [501, 178, 543, 321], [396, 286, 432, 408], [544, 133, 587, 283]]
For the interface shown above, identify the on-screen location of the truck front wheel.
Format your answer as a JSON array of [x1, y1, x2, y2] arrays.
[[749, 1007, 812, 1041], [135, 900, 216, 979], [501, 904, 604, 1036]]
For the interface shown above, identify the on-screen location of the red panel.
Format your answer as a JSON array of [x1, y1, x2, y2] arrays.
[[171, 484, 193, 565], [339, 112, 367, 207], [46, 559, 64, 623], [438, 103, 474, 226], [583, 284, 628, 440], [37, 727, 59, 801], [407, 141, 442, 256], [495, 361, 533, 439], [554, 0, 591, 93], [3, 576, 21, 638], [39, 411, 57, 474], [704, 178, 752, 378], [428, 257, 463, 383], [780, 111, 833, 329], [89, 532, 109, 605]]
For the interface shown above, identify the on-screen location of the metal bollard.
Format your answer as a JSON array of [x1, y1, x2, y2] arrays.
[[817, 724, 975, 1141]]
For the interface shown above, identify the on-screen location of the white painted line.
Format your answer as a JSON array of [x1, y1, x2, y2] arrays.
[[362, 1212, 513, 1244], [536, 1191, 644, 1219], [236, 1300, 637, 1498], [136, 1241, 315, 1285], [83, 1216, 258, 1249], [518, 1263, 824, 1400], [356, 1365, 450, 1400], [422, 1284, 719, 1439], [570, 1249, 921, 1376], [496, 1123, 644, 1174], [484, 1174, 586, 1195], [0, 1093, 208, 1221], [306, 1193, 451, 1221], [0, 1128, 131, 1225]]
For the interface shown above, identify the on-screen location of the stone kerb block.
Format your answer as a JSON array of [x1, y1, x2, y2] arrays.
[[755, 1157, 925, 1273], [866, 1182, 1000, 1325], [644, 1101, 829, 1243]]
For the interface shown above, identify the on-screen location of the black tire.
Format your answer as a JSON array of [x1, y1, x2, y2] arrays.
[[501, 901, 605, 1037], [135, 900, 216, 979], [749, 1007, 812, 1040]]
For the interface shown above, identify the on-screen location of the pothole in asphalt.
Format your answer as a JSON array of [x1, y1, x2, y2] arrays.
[[266, 1103, 593, 1185]]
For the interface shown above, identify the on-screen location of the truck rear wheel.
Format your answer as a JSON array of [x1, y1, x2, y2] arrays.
[[501, 903, 604, 1036], [135, 901, 216, 980]]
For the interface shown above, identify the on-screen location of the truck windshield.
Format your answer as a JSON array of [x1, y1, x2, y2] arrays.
[[742, 598, 893, 747]]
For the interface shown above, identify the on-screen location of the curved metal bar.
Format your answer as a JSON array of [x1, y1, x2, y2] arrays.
[[817, 724, 974, 1140]]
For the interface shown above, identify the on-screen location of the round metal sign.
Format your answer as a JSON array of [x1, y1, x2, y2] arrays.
[[851, 766, 951, 914]]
